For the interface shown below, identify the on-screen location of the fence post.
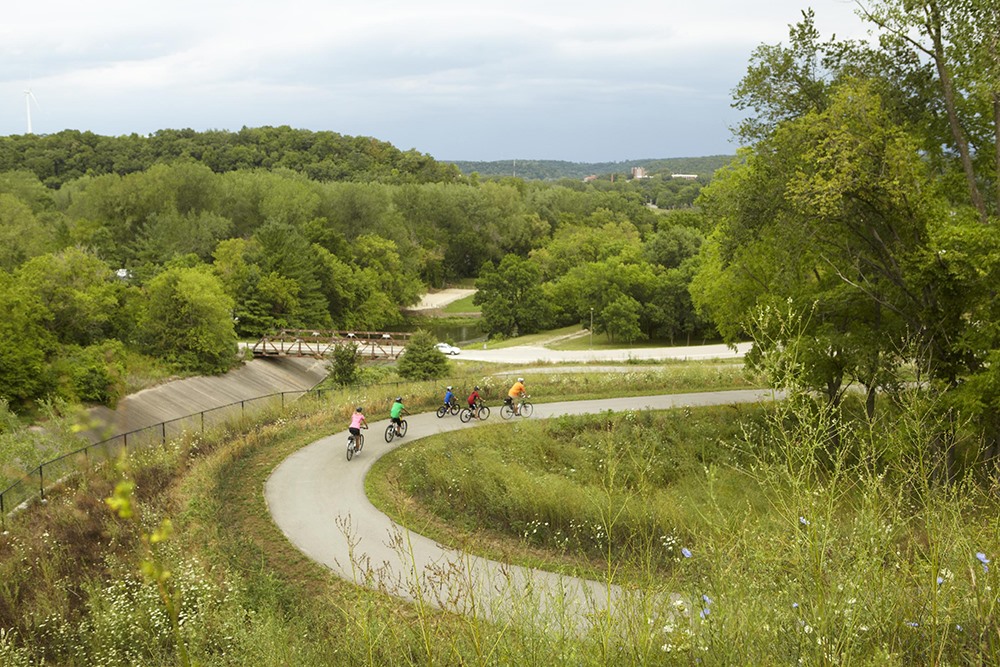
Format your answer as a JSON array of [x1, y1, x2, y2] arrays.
[[281, 392, 285, 409], [1, 493, 5, 532], [201, 411, 205, 433], [39, 467, 45, 501], [241, 400, 245, 418], [123, 432, 128, 454], [161, 422, 166, 445]]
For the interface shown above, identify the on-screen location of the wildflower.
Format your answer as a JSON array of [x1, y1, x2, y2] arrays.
[[976, 552, 990, 573], [799, 516, 810, 526], [937, 576, 944, 586], [956, 624, 963, 632], [702, 594, 713, 606], [681, 547, 692, 558], [700, 608, 710, 619], [905, 621, 918, 628], [792, 602, 799, 609]]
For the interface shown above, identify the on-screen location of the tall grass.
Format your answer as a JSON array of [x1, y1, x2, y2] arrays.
[[6, 360, 999, 663], [373, 394, 1000, 663]]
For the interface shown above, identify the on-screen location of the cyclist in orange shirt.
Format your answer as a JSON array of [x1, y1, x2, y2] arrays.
[[505, 377, 526, 416]]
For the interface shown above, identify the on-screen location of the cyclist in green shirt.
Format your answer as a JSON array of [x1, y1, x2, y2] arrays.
[[390, 397, 409, 437]]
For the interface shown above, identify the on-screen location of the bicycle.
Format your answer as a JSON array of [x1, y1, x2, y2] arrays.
[[346, 427, 367, 460], [436, 401, 461, 418], [460, 402, 491, 423], [500, 397, 533, 419], [384, 418, 408, 442]]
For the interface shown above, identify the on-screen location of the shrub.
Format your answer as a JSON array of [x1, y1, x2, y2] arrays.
[[396, 330, 447, 381]]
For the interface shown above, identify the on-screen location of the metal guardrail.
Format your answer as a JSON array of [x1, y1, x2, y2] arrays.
[[0, 373, 500, 531], [0, 388, 321, 531]]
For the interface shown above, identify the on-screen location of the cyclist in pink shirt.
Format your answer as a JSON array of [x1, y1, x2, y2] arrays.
[[348, 407, 368, 451]]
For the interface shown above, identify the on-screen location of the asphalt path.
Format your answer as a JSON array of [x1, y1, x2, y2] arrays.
[[265, 388, 776, 632], [456, 341, 752, 364]]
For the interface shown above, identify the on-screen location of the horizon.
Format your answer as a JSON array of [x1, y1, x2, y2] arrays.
[[2, 0, 870, 163]]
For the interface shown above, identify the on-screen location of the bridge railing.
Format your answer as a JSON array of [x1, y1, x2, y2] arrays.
[[251, 329, 412, 359]]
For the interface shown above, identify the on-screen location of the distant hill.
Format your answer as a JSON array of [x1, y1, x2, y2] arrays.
[[445, 156, 736, 180]]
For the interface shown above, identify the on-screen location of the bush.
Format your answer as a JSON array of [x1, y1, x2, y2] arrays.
[[55, 340, 128, 406], [396, 330, 447, 381]]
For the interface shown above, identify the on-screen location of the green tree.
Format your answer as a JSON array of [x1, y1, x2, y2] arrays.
[[0, 193, 55, 271], [396, 330, 447, 380], [15, 248, 124, 346], [330, 342, 360, 386], [601, 295, 645, 344], [139, 265, 237, 374], [474, 254, 553, 337], [0, 272, 56, 406]]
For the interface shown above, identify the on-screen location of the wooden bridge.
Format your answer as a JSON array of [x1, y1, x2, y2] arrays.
[[250, 330, 412, 360]]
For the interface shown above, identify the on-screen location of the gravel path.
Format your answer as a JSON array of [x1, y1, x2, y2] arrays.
[[410, 288, 477, 311], [265, 389, 775, 632]]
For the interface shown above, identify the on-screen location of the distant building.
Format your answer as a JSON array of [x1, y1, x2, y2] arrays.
[[672, 173, 698, 180], [630, 166, 648, 179], [583, 174, 598, 182]]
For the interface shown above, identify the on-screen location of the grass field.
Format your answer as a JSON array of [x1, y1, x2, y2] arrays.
[[4, 366, 1000, 665]]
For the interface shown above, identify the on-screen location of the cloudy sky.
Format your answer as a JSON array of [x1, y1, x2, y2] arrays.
[[1, 1, 870, 163]]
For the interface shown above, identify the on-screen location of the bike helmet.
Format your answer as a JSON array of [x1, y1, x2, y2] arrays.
[[474, 386, 480, 391], [355, 406, 363, 412], [395, 396, 403, 402], [446, 386, 452, 390], [517, 377, 524, 383]]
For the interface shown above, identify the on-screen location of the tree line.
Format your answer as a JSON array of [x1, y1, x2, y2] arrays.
[[0, 126, 462, 189], [0, 157, 714, 412]]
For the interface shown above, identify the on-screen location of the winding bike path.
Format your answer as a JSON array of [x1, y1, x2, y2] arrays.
[[265, 389, 775, 629]]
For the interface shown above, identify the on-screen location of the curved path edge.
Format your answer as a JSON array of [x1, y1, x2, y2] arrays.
[[265, 389, 776, 630]]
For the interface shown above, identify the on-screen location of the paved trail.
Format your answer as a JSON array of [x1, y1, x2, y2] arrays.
[[265, 389, 775, 631]]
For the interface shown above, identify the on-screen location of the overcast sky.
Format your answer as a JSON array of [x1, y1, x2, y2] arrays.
[[1, 1, 871, 163]]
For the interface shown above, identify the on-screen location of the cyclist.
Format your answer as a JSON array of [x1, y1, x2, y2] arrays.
[[467, 385, 482, 419], [349, 407, 368, 451], [443, 385, 456, 410], [506, 377, 526, 416], [390, 396, 409, 436]]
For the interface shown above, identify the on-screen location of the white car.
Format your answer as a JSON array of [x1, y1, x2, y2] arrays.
[[435, 342, 461, 355]]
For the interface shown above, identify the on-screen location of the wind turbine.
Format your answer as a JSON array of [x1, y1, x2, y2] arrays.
[[24, 88, 40, 134]]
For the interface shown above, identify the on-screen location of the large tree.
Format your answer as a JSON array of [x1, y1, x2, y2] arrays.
[[139, 265, 237, 374]]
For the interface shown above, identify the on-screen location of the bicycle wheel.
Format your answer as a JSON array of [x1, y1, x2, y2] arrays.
[[436, 406, 447, 418], [384, 424, 395, 443], [346, 436, 354, 461], [399, 420, 408, 437], [479, 405, 490, 420], [520, 402, 533, 417], [460, 408, 472, 423], [449, 403, 461, 416], [357, 433, 364, 452], [500, 403, 514, 420]]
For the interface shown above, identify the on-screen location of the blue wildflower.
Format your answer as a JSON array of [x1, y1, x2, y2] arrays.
[[976, 552, 990, 573], [702, 594, 713, 605], [681, 547, 692, 558], [792, 602, 799, 609], [937, 576, 944, 585], [799, 516, 810, 526], [700, 608, 710, 619]]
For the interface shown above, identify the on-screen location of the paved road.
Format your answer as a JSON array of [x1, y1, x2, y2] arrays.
[[265, 389, 775, 631], [455, 341, 752, 364]]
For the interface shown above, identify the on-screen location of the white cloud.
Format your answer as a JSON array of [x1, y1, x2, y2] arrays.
[[1, 0, 872, 161]]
